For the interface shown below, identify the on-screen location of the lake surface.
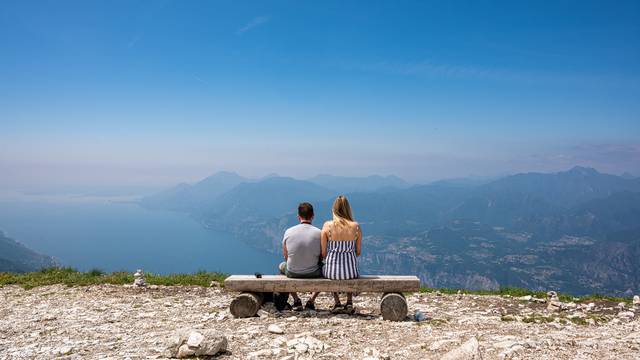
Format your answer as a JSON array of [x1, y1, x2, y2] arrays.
[[0, 197, 281, 274]]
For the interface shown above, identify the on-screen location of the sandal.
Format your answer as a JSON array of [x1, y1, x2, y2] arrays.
[[344, 302, 355, 314], [292, 299, 303, 312]]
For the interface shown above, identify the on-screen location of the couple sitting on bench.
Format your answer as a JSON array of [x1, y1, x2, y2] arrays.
[[278, 196, 362, 313]]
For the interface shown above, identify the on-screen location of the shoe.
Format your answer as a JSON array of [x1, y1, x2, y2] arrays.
[[304, 301, 316, 311], [293, 299, 303, 312], [331, 302, 343, 314], [344, 302, 355, 314]]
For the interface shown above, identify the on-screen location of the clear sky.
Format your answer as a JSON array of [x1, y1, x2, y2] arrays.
[[1, 0, 639, 191]]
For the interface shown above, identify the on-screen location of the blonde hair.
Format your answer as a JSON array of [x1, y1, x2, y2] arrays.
[[332, 195, 354, 224]]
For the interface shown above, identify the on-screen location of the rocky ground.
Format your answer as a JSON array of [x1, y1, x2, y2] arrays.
[[0, 284, 639, 359]]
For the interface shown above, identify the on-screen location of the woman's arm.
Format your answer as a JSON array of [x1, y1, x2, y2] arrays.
[[355, 224, 362, 257], [320, 224, 328, 259]]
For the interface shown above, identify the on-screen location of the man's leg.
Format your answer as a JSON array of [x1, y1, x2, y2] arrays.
[[304, 267, 323, 307], [279, 262, 301, 307]]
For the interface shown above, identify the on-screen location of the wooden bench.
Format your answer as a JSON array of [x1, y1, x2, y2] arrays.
[[224, 275, 420, 321]]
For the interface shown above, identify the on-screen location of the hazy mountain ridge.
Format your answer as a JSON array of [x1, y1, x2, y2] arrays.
[[0, 231, 57, 272], [141, 167, 640, 295], [307, 174, 410, 193]]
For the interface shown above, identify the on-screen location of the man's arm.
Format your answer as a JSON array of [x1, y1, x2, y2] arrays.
[[283, 241, 288, 260], [282, 233, 288, 260]]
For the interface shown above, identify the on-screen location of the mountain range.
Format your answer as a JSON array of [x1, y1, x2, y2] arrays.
[[0, 231, 58, 272], [141, 167, 640, 295]]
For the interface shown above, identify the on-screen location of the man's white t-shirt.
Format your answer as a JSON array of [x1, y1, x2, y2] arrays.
[[283, 223, 322, 274]]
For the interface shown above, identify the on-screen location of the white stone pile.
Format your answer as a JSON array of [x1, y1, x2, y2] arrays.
[[133, 269, 147, 287]]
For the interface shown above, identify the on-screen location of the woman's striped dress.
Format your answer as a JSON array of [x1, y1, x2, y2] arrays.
[[323, 225, 359, 280]]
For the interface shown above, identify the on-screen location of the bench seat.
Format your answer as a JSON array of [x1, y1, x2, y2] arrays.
[[224, 274, 420, 293]]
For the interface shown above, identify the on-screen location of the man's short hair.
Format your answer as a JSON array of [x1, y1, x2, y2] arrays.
[[298, 202, 314, 220]]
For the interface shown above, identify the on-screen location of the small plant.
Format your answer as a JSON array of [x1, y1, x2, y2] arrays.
[[522, 314, 555, 324], [501, 315, 516, 321]]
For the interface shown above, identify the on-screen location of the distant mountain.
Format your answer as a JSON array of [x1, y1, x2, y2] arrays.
[[307, 174, 410, 193], [141, 166, 640, 295], [0, 231, 57, 272], [204, 176, 335, 220], [140, 171, 248, 212], [449, 166, 640, 227], [479, 166, 640, 208]]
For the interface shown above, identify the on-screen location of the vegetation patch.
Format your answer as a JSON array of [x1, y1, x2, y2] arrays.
[[522, 314, 556, 324], [419, 286, 632, 304], [0, 267, 227, 290]]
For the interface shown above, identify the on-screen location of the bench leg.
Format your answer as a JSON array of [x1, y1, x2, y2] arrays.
[[380, 292, 407, 321], [230, 292, 264, 318]]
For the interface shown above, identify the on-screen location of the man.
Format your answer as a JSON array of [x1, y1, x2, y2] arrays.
[[279, 202, 322, 311]]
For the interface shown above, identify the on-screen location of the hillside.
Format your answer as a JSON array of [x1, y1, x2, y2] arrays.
[[0, 283, 638, 359], [0, 231, 57, 272], [140, 167, 640, 295]]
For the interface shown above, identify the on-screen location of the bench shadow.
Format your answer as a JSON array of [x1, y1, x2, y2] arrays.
[[260, 303, 410, 322]]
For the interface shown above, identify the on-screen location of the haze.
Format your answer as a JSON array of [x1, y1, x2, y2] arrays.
[[1, 1, 639, 193]]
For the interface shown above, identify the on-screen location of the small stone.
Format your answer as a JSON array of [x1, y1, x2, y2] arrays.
[[518, 295, 532, 301], [633, 295, 640, 306], [165, 329, 227, 358], [186, 332, 204, 347], [209, 281, 221, 288], [56, 346, 73, 356], [617, 302, 625, 310], [547, 300, 566, 312], [547, 291, 559, 301], [268, 324, 284, 334], [441, 337, 482, 360], [618, 311, 635, 319]]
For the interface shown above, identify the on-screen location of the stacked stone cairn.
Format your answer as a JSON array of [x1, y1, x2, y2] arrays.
[[133, 269, 147, 287]]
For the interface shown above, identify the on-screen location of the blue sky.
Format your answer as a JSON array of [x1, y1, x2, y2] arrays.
[[1, 0, 639, 190]]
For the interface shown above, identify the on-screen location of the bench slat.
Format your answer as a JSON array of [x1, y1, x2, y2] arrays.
[[224, 275, 420, 293]]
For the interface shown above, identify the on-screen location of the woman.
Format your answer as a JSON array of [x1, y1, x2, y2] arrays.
[[321, 195, 362, 313]]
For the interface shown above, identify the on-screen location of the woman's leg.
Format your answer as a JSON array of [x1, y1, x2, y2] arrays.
[[332, 292, 341, 304]]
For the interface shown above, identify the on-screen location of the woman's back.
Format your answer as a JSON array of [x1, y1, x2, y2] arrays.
[[322, 220, 361, 280]]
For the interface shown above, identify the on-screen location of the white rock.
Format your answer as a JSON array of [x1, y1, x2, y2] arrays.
[[633, 295, 640, 306], [55, 346, 73, 356], [618, 311, 635, 319], [268, 324, 284, 334], [248, 349, 272, 358], [518, 295, 532, 301], [165, 329, 227, 358], [500, 344, 524, 358], [186, 331, 204, 347], [441, 337, 482, 360]]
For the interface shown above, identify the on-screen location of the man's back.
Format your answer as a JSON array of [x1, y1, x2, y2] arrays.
[[283, 223, 322, 275]]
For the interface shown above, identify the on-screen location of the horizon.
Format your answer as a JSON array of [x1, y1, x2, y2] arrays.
[[1, 1, 639, 191], [0, 164, 634, 198]]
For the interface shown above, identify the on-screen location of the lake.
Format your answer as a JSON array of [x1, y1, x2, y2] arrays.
[[0, 196, 281, 274]]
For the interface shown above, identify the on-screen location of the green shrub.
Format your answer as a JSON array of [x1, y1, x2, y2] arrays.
[[0, 267, 227, 289]]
